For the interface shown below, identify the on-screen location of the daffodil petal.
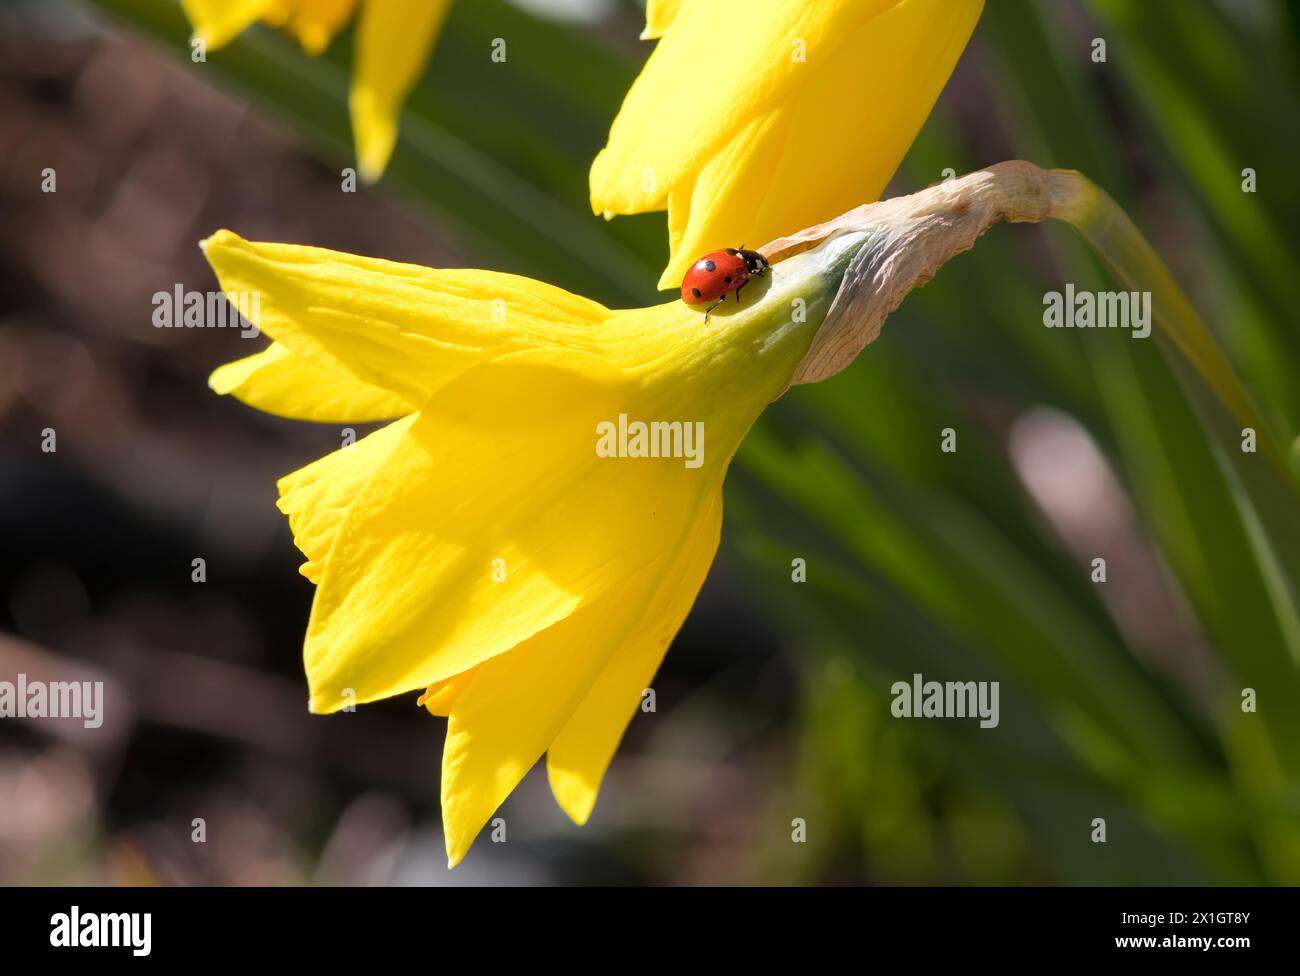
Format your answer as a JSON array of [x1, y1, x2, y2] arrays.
[[547, 491, 722, 825], [438, 590, 633, 867], [281, 0, 356, 55], [667, 0, 984, 289], [180, 0, 276, 49], [199, 230, 608, 407], [641, 0, 686, 40], [276, 415, 415, 584], [349, 0, 453, 182], [594, 0, 984, 289], [303, 348, 718, 714], [657, 109, 788, 289], [209, 341, 411, 423], [592, 0, 887, 216], [419, 669, 478, 717], [441, 488, 717, 868]]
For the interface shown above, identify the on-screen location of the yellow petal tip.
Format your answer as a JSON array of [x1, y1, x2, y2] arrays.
[[199, 228, 240, 256], [548, 764, 597, 827], [564, 806, 592, 828], [307, 693, 338, 715]]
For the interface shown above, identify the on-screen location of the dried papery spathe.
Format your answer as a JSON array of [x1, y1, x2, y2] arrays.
[[762, 161, 1088, 387]]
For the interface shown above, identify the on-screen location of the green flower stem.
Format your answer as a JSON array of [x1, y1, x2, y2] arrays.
[[1053, 172, 1292, 477], [776, 162, 1295, 486]]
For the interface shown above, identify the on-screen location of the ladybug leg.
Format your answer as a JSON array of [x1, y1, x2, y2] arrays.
[[704, 296, 724, 323], [734, 281, 746, 306]]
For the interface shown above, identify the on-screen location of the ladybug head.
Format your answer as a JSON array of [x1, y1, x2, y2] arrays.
[[736, 248, 769, 275]]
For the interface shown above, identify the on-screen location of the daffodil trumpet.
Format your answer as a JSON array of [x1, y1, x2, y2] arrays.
[[206, 161, 1272, 866]]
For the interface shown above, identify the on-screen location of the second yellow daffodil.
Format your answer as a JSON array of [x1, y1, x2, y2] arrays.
[[180, 0, 451, 182], [591, 0, 984, 289]]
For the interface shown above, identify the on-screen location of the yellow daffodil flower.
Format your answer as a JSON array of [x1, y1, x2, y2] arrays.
[[204, 162, 1097, 865], [591, 0, 985, 290], [180, 0, 451, 182], [202, 226, 862, 866]]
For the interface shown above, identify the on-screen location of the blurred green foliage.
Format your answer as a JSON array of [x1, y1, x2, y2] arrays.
[[84, 0, 1300, 883]]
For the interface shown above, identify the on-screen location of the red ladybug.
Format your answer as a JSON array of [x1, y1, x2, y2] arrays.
[[681, 246, 770, 321]]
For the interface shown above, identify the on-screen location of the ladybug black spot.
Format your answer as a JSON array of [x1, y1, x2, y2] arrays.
[[691, 288, 702, 299], [703, 260, 716, 272], [724, 276, 733, 284]]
